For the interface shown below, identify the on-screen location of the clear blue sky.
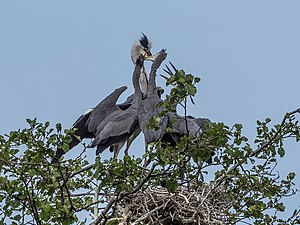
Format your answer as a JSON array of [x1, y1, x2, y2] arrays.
[[1, 0, 299, 221]]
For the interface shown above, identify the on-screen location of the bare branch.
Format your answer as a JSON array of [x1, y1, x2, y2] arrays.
[[90, 162, 158, 225], [70, 163, 95, 178]]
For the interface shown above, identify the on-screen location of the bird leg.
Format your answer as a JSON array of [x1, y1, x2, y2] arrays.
[[143, 144, 152, 168], [112, 144, 123, 160]]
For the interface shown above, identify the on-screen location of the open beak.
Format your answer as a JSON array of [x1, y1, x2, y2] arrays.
[[144, 51, 159, 62]]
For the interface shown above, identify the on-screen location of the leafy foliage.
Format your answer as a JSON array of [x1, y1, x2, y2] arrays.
[[0, 120, 94, 225], [0, 69, 300, 224]]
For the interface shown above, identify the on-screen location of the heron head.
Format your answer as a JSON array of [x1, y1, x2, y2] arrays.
[[131, 33, 156, 64]]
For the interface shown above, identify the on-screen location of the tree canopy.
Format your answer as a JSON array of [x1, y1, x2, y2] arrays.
[[0, 68, 300, 225]]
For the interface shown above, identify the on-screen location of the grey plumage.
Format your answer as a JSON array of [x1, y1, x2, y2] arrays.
[[138, 50, 168, 144], [51, 35, 155, 163], [51, 34, 212, 165], [167, 112, 210, 137], [51, 86, 129, 163], [131, 34, 158, 96], [86, 86, 128, 133], [89, 57, 144, 156], [160, 62, 213, 162]]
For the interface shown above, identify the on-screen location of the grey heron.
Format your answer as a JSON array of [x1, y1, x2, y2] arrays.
[[166, 112, 210, 137], [131, 33, 155, 95], [160, 62, 213, 162], [51, 34, 156, 163], [51, 86, 129, 163], [138, 49, 169, 144], [89, 56, 145, 156]]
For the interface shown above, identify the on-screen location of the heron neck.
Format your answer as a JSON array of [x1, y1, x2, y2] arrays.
[[140, 66, 148, 96], [148, 64, 158, 95], [132, 63, 143, 106]]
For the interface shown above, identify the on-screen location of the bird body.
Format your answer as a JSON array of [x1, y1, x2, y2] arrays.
[[90, 111, 140, 155], [86, 86, 128, 133], [138, 50, 168, 144], [51, 86, 128, 163], [88, 56, 144, 156], [51, 34, 155, 162], [139, 95, 165, 143], [167, 112, 210, 137]]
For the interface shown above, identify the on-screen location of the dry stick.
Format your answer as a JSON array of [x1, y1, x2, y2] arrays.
[[132, 204, 165, 225], [69, 191, 94, 197], [70, 163, 95, 178], [90, 162, 158, 225], [94, 187, 100, 221], [76, 199, 104, 212]]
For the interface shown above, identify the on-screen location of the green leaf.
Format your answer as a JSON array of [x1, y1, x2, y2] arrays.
[[278, 147, 285, 157], [288, 172, 296, 180], [64, 135, 73, 144], [26, 118, 37, 127], [187, 84, 197, 96], [62, 142, 70, 152], [28, 169, 36, 177], [12, 214, 21, 221], [56, 123, 62, 132], [107, 219, 119, 225], [194, 77, 201, 83], [275, 203, 285, 212]]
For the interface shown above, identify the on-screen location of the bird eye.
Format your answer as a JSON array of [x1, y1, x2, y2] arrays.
[[144, 48, 152, 56]]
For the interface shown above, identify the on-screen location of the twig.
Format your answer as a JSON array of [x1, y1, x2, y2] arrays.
[[76, 199, 104, 212], [70, 163, 95, 178], [21, 177, 41, 225], [215, 108, 300, 185], [0, 159, 49, 167], [94, 187, 100, 221], [57, 164, 75, 212], [90, 162, 158, 225], [132, 204, 165, 224]]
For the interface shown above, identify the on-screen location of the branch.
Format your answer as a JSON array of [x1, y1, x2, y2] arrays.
[[90, 162, 158, 225], [57, 164, 75, 212], [94, 187, 100, 221], [69, 191, 94, 197], [76, 199, 104, 212], [0, 159, 48, 167], [21, 177, 41, 225], [215, 107, 300, 185], [132, 204, 165, 224], [129, 162, 158, 195], [70, 163, 95, 178]]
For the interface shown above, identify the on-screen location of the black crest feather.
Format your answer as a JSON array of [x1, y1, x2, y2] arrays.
[[139, 33, 149, 48]]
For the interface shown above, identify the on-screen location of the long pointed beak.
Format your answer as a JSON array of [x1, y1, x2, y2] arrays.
[[145, 52, 160, 62]]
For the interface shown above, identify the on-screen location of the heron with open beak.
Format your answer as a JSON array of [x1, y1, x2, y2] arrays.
[[131, 33, 158, 96]]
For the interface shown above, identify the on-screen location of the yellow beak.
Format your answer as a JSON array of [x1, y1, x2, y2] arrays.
[[145, 52, 159, 62]]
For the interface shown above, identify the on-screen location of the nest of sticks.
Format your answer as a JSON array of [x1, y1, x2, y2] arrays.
[[118, 182, 230, 225]]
